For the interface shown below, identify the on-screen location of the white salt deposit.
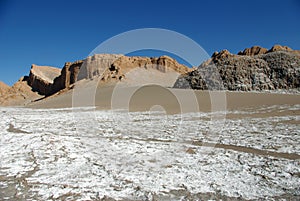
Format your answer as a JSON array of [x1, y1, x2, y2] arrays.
[[0, 106, 299, 200]]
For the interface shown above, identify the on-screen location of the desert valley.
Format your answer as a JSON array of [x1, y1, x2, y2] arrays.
[[0, 45, 299, 200]]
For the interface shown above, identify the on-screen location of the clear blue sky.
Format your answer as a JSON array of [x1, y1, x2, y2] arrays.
[[0, 0, 299, 86]]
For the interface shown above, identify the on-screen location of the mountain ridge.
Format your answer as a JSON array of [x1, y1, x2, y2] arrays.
[[0, 54, 190, 106], [1, 44, 299, 106]]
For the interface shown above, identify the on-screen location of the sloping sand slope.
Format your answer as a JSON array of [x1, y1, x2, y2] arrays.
[[28, 80, 300, 117]]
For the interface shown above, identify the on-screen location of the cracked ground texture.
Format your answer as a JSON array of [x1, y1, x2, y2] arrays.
[[0, 105, 299, 200]]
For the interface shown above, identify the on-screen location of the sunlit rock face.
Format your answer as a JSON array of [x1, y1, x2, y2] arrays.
[[174, 45, 300, 91], [26, 54, 190, 96], [27, 64, 61, 95]]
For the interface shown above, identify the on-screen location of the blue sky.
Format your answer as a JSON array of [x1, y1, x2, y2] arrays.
[[0, 0, 299, 85]]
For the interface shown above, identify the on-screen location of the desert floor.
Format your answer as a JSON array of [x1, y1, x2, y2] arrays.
[[1, 87, 299, 200]]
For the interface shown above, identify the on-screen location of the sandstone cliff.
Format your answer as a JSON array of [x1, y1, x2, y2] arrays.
[[27, 64, 61, 96], [77, 54, 190, 81], [112, 55, 190, 75], [25, 54, 190, 96], [52, 60, 84, 93], [174, 45, 300, 91]]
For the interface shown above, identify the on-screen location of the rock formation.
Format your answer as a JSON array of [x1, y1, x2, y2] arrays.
[[268, 44, 292, 52], [238, 46, 268, 56], [78, 54, 122, 80], [52, 60, 84, 93], [112, 55, 190, 75], [174, 45, 300, 91], [27, 64, 61, 96], [25, 54, 190, 96], [1, 44, 299, 106]]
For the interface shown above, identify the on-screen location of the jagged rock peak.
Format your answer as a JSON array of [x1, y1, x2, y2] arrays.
[[238, 46, 268, 56], [268, 44, 293, 52], [212, 49, 232, 58], [209, 50, 235, 64], [215, 45, 295, 57], [237, 44, 294, 56], [174, 45, 300, 91]]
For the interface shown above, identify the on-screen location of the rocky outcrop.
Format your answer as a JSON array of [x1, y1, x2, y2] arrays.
[[52, 60, 84, 93], [238, 46, 268, 56], [78, 54, 190, 82], [78, 54, 122, 80], [268, 44, 293, 52], [174, 45, 300, 91], [24, 54, 190, 96], [111, 55, 190, 74], [259, 51, 300, 89], [27, 64, 61, 96], [108, 55, 191, 87]]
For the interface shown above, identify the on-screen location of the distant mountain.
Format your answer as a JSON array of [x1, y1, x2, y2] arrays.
[[174, 45, 300, 91]]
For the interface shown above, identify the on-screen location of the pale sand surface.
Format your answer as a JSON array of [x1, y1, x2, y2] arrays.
[[28, 84, 300, 118]]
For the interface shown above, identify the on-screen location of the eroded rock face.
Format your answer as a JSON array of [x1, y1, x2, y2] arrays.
[[111, 55, 190, 75], [24, 54, 190, 96], [78, 54, 122, 80], [174, 45, 300, 91], [108, 55, 191, 87], [52, 60, 84, 93], [27, 64, 61, 95], [74, 54, 191, 84]]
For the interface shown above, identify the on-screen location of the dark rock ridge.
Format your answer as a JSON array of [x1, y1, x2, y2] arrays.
[[26, 54, 190, 96], [51, 60, 84, 94], [174, 45, 300, 91]]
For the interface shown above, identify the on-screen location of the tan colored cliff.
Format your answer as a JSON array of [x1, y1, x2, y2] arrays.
[[16, 54, 190, 98], [27, 64, 61, 96]]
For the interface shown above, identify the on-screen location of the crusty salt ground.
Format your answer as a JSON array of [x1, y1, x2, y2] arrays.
[[0, 105, 299, 200]]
